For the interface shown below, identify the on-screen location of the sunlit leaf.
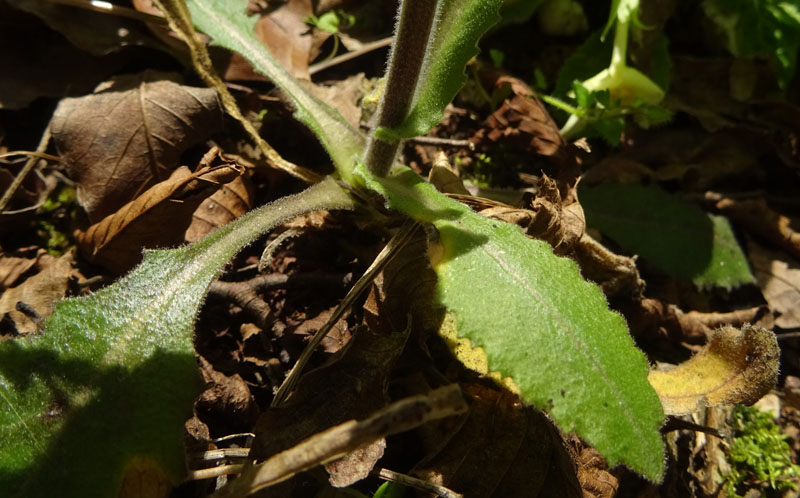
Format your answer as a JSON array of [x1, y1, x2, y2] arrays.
[[376, 0, 503, 141], [358, 163, 665, 481], [0, 178, 356, 497], [185, 0, 365, 183]]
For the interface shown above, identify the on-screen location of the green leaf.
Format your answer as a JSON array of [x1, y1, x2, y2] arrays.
[[703, 0, 800, 88], [357, 163, 665, 481], [185, 0, 365, 183], [580, 182, 754, 288], [0, 178, 356, 497], [376, 0, 503, 140]]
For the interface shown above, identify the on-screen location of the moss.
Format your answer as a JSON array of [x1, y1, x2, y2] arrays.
[[723, 405, 800, 497]]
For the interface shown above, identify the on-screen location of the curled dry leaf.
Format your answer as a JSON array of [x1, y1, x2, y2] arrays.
[[0, 250, 75, 335], [412, 382, 581, 498], [748, 242, 800, 329], [76, 150, 243, 274], [184, 174, 254, 242], [472, 71, 565, 158], [648, 325, 780, 415], [51, 71, 223, 222], [477, 174, 585, 255]]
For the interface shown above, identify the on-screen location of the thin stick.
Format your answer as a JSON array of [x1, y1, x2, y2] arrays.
[[188, 464, 246, 481], [407, 136, 475, 150], [0, 151, 60, 162], [152, 0, 321, 184], [309, 37, 393, 76], [271, 220, 419, 407], [0, 128, 52, 214], [376, 468, 463, 498]]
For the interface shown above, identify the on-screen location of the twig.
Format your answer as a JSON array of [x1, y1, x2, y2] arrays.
[[188, 464, 246, 481], [777, 331, 800, 341], [207, 272, 350, 329], [376, 468, 463, 498], [407, 136, 475, 150], [308, 37, 393, 76], [0, 128, 52, 214]]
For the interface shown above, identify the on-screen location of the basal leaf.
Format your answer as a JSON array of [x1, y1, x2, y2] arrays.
[[0, 178, 356, 497], [358, 164, 665, 481], [184, 0, 365, 184], [580, 182, 754, 288], [376, 0, 503, 141]]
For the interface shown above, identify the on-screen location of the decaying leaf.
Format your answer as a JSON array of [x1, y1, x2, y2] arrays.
[[223, 0, 314, 81], [51, 71, 223, 221], [472, 72, 566, 158], [0, 247, 45, 291], [748, 242, 800, 329], [0, 6, 122, 110], [76, 149, 243, 274], [216, 386, 468, 498], [413, 382, 582, 498], [0, 250, 74, 334], [184, 174, 254, 242], [648, 325, 780, 415]]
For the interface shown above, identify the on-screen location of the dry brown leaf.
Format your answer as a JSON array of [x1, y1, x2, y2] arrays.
[[748, 242, 800, 329], [0, 4, 137, 109], [184, 174, 254, 242], [710, 195, 800, 261], [0, 250, 75, 335], [224, 0, 314, 81], [478, 174, 584, 255], [304, 74, 365, 129], [215, 386, 467, 498], [75, 149, 243, 273], [412, 382, 581, 498], [648, 325, 780, 415], [472, 71, 565, 158], [51, 71, 223, 222], [0, 247, 43, 291]]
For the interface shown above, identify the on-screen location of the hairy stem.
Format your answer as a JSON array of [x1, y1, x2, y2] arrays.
[[363, 0, 438, 177]]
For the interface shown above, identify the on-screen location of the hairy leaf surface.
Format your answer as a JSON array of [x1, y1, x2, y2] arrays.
[[376, 0, 503, 141], [580, 182, 754, 288], [0, 178, 356, 497], [185, 0, 365, 184], [358, 164, 665, 481]]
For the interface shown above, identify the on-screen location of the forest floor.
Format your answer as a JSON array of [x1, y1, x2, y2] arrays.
[[1, 0, 800, 497]]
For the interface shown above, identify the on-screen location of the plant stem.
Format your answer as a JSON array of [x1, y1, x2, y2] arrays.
[[363, 0, 438, 177]]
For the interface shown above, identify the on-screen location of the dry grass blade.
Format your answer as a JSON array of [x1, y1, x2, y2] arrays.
[[151, 0, 321, 183]]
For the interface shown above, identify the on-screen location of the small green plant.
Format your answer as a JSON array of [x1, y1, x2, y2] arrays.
[[723, 405, 800, 497], [541, 0, 672, 143], [36, 185, 77, 256], [306, 9, 356, 63]]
